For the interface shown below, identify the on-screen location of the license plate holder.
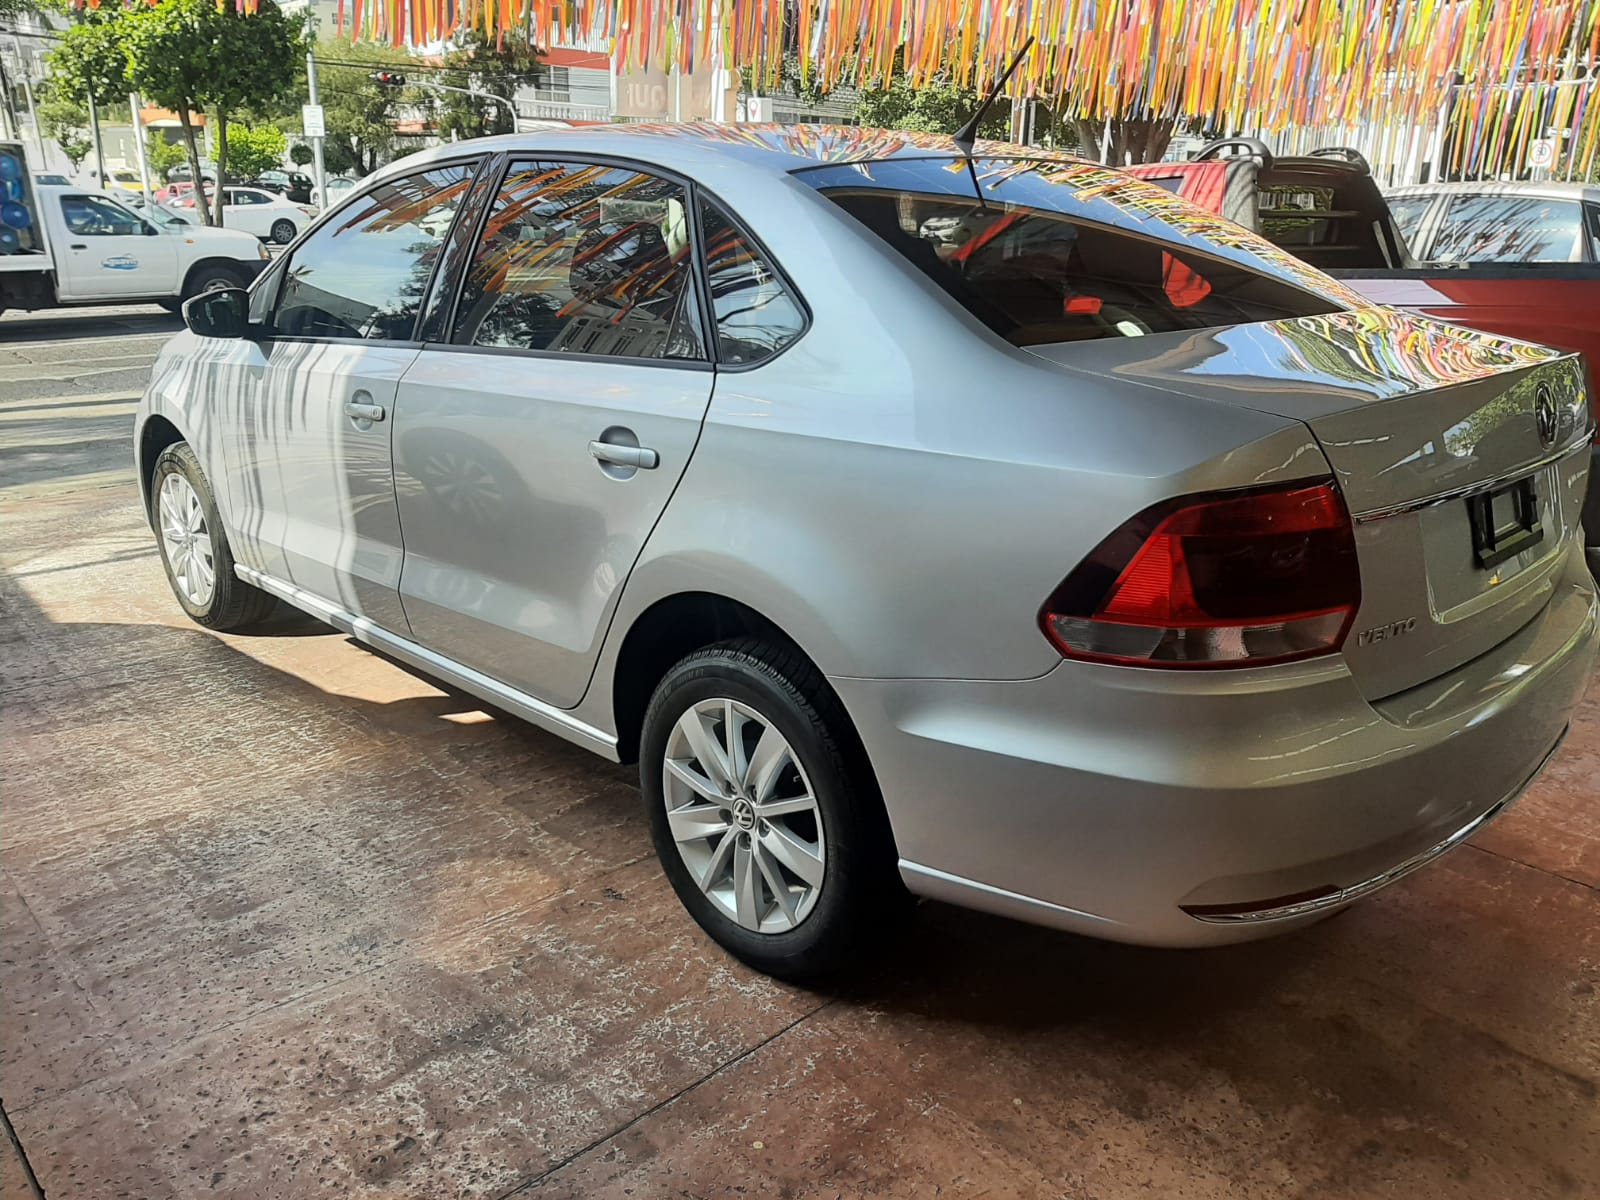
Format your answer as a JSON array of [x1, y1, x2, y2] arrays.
[[1467, 477, 1543, 569]]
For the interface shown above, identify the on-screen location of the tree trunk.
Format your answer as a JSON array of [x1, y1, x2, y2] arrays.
[[1076, 116, 1178, 166], [211, 111, 228, 229], [175, 100, 212, 226]]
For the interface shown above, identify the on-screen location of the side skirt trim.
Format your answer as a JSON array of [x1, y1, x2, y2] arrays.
[[235, 565, 620, 760]]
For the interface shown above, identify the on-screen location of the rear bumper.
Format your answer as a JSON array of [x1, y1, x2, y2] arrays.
[[832, 550, 1598, 947]]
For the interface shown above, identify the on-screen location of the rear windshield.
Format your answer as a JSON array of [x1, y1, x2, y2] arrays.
[[798, 157, 1351, 347]]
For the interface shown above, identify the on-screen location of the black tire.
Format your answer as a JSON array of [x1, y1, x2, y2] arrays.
[[269, 219, 297, 245], [151, 442, 275, 631], [183, 263, 244, 301], [640, 637, 906, 981]]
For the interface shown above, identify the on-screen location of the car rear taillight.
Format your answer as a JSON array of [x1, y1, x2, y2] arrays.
[[1040, 480, 1361, 669]]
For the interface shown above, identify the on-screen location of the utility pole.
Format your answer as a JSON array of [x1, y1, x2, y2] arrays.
[[0, 45, 19, 142], [87, 92, 107, 189], [20, 70, 44, 168], [130, 93, 154, 208], [304, 17, 327, 207]]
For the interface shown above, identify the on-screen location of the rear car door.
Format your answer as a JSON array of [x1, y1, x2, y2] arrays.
[[53, 193, 179, 299], [221, 188, 267, 238], [392, 158, 715, 708], [213, 160, 479, 631]]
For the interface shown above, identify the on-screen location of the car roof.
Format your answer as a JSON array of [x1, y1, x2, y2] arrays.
[[369, 122, 1084, 185], [1386, 180, 1598, 202]]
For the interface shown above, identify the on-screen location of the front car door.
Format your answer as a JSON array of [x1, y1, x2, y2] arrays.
[[211, 160, 480, 631], [53, 193, 179, 300], [1429, 191, 1587, 264], [391, 158, 716, 708]]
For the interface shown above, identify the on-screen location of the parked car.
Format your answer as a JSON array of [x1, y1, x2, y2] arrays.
[[1127, 144, 1600, 577], [1384, 181, 1600, 265], [166, 163, 217, 184], [137, 127, 1597, 980], [95, 167, 146, 193], [310, 175, 359, 207], [172, 185, 315, 243], [252, 169, 313, 205], [1, 147, 269, 318], [122, 193, 197, 227]]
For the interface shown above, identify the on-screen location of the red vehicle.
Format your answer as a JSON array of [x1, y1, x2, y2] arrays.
[[1129, 141, 1600, 574]]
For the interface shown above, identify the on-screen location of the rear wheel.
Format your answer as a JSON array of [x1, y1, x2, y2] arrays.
[[640, 638, 905, 980], [151, 443, 275, 631], [269, 219, 297, 245]]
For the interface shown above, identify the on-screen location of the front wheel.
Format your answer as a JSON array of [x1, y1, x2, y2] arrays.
[[269, 219, 297, 245], [182, 263, 244, 301], [151, 443, 275, 631], [640, 638, 905, 980]]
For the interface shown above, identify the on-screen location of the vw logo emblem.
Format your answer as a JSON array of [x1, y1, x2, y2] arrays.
[[1534, 384, 1561, 451]]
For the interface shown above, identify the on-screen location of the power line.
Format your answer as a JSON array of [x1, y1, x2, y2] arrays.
[[316, 57, 547, 83]]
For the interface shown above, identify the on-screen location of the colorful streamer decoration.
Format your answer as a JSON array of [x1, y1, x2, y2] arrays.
[[99, 1, 1600, 177]]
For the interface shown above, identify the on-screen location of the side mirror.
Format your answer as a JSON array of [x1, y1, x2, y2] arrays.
[[183, 286, 251, 339], [143, 222, 160, 236]]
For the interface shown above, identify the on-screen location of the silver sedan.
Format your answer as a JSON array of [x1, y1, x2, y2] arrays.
[[136, 125, 1598, 979]]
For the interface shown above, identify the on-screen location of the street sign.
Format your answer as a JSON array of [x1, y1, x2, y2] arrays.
[[1528, 138, 1555, 169], [301, 103, 325, 138]]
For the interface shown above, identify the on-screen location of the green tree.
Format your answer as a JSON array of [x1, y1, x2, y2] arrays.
[[122, 0, 303, 226], [145, 134, 188, 181], [225, 124, 287, 178], [48, 8, 131, 112], [289, 141, 313, 167], [312, 37, 414, 176], [852, 55, 1011, 139], [34, 86, 94, 170], [46, 8, 135, 185], [432, 27, 542, 141]]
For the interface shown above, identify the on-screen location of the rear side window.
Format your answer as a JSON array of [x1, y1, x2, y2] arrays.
[[803, 158, 1341, 348], [450, 161, 705, 361], [273, 163, 474, 341], [699, 199, 805, 364], [1385, 194, 1433, 257], [1431, 194, 1584, 263]]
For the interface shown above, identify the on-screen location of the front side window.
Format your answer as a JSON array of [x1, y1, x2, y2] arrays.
[[61, 195, 143, 237], [699, 200, 805, 364], [1432, 194, 1583, 263], [450, 161, 704, 361], [272, 163, 474, 341], [800, 157, 1345, 348]]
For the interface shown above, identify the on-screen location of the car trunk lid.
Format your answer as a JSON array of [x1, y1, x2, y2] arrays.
[[1027, 309, 1591, 699]]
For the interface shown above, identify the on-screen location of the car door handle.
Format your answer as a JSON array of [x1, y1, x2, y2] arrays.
[[69, 243, 87, 250], [589, 441, 658, 470], [344, 400, 387, 422]]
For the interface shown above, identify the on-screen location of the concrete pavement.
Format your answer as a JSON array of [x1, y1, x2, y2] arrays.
[[1, 310, 1597, 1199]]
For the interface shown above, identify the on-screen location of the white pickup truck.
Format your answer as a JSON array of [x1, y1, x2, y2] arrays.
[[1, 141, 270, 316]]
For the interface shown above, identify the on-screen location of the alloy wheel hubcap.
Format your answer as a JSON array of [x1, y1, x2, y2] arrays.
[[663, 698, 825, 934], [158, 473, 215, 606]]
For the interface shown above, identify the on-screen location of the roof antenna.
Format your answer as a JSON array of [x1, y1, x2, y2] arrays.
[[952, 36, 1035, 152]]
